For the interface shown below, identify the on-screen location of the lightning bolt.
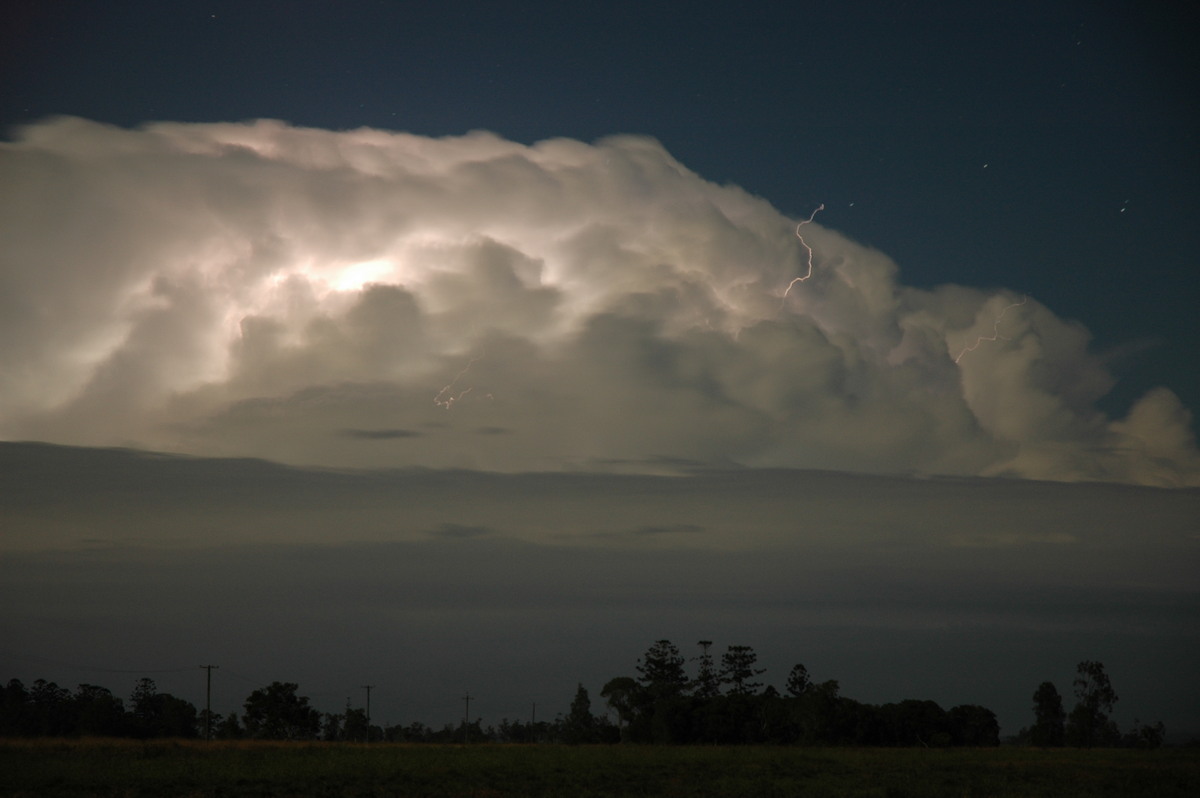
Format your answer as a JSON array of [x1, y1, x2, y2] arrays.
[[434, 353, 485, 410], [954, 296, 1028, 363], [782, 203, 826, 302]]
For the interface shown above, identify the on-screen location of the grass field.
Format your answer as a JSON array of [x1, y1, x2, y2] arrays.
[[2, 739, 1198, 797]]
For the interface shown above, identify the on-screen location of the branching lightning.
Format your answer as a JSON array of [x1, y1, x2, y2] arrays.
[[782, 203, 826, 302], [954, 296, 1028, 363], [434, 354, 485, 410]]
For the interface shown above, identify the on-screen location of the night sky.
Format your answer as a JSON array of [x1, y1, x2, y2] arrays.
[[1, 1, 1197, 737]]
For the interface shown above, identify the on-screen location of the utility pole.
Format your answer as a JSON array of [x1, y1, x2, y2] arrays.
[[361, 685, 373, 743], [462, 691, 471, 744], [199, 665, 218, 741]]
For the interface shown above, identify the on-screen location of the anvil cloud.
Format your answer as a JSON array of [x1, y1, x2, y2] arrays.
[[2, 116, 1197, 485]]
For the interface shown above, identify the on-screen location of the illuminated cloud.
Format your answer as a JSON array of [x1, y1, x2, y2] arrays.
[[1, 116, 1197, 485]]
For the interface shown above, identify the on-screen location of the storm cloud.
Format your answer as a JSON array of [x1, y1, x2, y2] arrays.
[[1, 116, 1198, 485]]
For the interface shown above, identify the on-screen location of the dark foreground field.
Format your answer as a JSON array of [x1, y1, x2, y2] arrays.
[[2, 739, 1198, 798]]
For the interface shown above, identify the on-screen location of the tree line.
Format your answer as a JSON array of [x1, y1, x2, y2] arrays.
[[0, 676, 594, 744], [1, 642, 1168, 747], [591, 641, 1166, 747]]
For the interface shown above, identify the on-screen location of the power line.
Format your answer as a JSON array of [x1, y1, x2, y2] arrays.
[[0, 648, 197, 675]]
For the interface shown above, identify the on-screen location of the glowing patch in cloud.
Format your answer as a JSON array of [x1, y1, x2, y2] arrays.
[[333, 258, 398, 292], [0, 117, 1196, 486]]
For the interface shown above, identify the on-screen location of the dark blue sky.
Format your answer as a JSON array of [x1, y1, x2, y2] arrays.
[[3, 0, 1197, 418]]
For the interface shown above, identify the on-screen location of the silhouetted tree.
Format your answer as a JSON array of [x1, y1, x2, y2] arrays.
[[128, 678, 158, 738], [692, 641, 721, 698], [493, 716, 550, 744], [1030, 681, 1066, 746], [636, 640, 688, 699], [948, 704, 1000, 746], [646, 694, 695, 744], [832, 695, 880, 746], [449, 718, 484, 744], [126, 678, 197, 738], [759, 686, 797, 743], [719, 645, 764, 696], [785, 663, 811, 697], [1, 679, 31, 736], [601, 676, 640, 736], [214, 712, 243, 739], [321, 711, 342, 741], [1121, 719, 1166, 749], [242, 682, 320, 740], [342, 707, 370, 742], [1067, 661, 1119, 747], [562, 684, 597, 744], [30, 680, 73, 736], [386, 720, 433, 743], [154, 695, 199, 738], [74, 684, 125, 737], [792, 679, 841, 745], [879, 699, 948, 747], [198, 709, 222, 740]]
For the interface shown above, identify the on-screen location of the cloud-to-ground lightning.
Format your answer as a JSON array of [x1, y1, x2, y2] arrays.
[[782, 203, 826, 302], [954, 296, 1028, 363]]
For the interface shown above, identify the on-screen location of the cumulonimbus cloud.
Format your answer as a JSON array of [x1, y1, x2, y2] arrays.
[[1, 116, 1197, 485]]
